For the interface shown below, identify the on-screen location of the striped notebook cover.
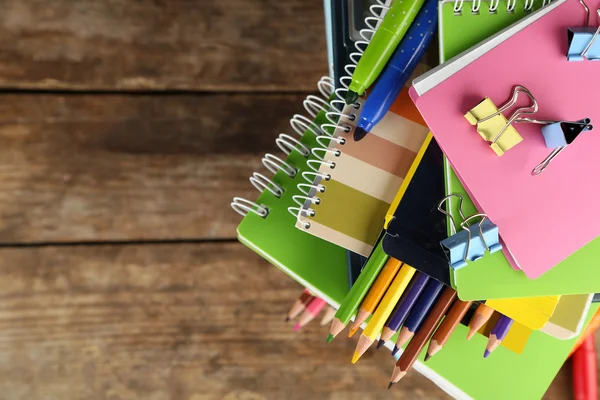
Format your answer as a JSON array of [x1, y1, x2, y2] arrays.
[[295, 85, 430, 256]]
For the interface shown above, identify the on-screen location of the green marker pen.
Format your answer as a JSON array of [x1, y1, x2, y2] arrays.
[[327, 239, 389, 342], [345, 0, 426, 104]]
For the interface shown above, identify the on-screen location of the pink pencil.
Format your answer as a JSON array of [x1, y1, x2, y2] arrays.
[[294, 298, 327, 331]]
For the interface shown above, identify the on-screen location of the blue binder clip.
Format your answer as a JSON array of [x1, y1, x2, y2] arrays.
[[567, 1, 600, 61], [517, 117, 593, 174], [437, 194, 502, 271]]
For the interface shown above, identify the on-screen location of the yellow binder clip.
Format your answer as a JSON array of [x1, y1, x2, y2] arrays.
[[465, 85, 538, 156]]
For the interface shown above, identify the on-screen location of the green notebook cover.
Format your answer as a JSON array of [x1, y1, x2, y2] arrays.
[[236, 98, 348, 306], [439, 0, 600, 301]]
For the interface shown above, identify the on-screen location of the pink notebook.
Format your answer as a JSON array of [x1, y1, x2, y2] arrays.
[[410, 0, 600, 279]]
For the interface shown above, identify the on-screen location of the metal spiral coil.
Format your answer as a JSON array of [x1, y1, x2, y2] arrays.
[[452, 0, 550, 15], [230, 76, 333, 217], [289, 0, 392, 225]]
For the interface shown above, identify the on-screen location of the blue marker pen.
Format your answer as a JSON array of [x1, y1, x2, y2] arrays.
[[354, 0, 438, 141]]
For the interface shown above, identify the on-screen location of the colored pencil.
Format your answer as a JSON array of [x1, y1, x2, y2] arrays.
[[328, 240, 388, 342], [294, 298, 327, 331], [378, 272, 430, 349], [320, 306, 337, 326], [389, 286, 457, 387], [467, 303, 495, 340], [352, 264, 416, 363], [483, 314, 514, 358], [286, 289, 313, 321], [425, 299, 473, 361], [348, 257, 404, 338], [392, 279, 444, 355]]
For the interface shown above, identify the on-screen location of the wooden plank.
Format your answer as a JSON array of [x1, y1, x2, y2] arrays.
[[0, 242, 450, 399], [0, 0, 327, 91], [0, 93, 315, 243], [0, 242, 586, 399]]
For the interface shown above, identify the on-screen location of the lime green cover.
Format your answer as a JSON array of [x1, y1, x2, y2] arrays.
[[236, 107, 348, 306], [439, 0, 600, 301]]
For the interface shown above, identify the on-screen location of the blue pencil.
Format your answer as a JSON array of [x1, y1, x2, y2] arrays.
[[354, 0, 438, 141], [392, 279, 444, 355], [377, 272, 430, 349]]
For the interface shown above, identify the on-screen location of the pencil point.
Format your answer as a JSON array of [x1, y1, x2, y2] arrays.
[[345, 90, 360, 105], [392, 345, 400, 356], [390, 366, 407, 384], [395, 327, 414, 349], [328, 318, 346, 341], [483, 349, 491, 358], [351, 351, 361, 364], [388, 382, 395, 390], [353, 126, 368, 141], [466, 328, 476, 340], [424, 353, 432, 362], [348, 326, 359, 338], [285, 317, 290, 322], [376, 339, 385, 349], [293, 323, 301, 332]]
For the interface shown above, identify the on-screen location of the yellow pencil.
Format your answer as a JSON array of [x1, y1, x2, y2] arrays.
[[352, 264, 416, 363], [348, 257, 403, 337]]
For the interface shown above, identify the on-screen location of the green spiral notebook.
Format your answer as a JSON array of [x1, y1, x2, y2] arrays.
[[439, 0, 600, 301], [233, 81, 347, 306]]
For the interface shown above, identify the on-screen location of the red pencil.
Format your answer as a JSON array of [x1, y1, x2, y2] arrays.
[[294, 298, 327, 331], [286, 289, 314, 321], [572, 334, 597, 400]]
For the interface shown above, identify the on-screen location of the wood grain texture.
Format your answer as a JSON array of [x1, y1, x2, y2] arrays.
[[0, 0, 327, 91], [0, 93, 311, 243], [0, 241, 589, 399]]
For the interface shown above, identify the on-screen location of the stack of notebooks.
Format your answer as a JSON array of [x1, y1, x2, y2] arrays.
[[232, 0, 600, 398]]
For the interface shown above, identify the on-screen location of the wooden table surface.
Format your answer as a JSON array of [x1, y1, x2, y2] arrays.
[[0, 1, 595, 399]]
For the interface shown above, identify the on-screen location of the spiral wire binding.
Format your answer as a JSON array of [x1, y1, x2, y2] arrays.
[[230, 76, 334, 218], [289, 0, 392, 228], [453, 0, 549, 14]]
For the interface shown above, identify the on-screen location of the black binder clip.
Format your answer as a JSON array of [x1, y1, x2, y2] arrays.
[[517, 117, 593, 175]]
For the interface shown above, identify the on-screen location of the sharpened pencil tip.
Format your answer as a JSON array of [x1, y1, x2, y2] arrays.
[[388, 382, 395, 390], [483, 349, 491, 358], [348, 326, 359, 338], [285, 317, 290, 322], [345, 91, 360, 105], [424, 353, 432, 362], [376, 339, 385, 350], [327, 333, 334, 343], [351, 351, 361, 364], [353, 126, 369, 141], [391, 346, 399, 356], [293, 323, 301, 332]]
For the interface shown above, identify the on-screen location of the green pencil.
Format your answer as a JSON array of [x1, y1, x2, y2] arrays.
[[345, 0, 426, 105], [327, 240, 389, 342]]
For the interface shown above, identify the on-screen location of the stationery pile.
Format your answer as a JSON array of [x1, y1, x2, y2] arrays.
[[231, 0, 600, 398]]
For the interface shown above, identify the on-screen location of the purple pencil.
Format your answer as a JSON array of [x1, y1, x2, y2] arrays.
[[376, 272, 430, 349], [484, 314, 514, 358]]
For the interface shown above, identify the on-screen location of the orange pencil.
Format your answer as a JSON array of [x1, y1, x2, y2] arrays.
[[467, 303, 495, 340], [425, 300, 473, 361], [286, 289, 314, 321], [348, 258, 403, 337], [389, 287, 457, 387]]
